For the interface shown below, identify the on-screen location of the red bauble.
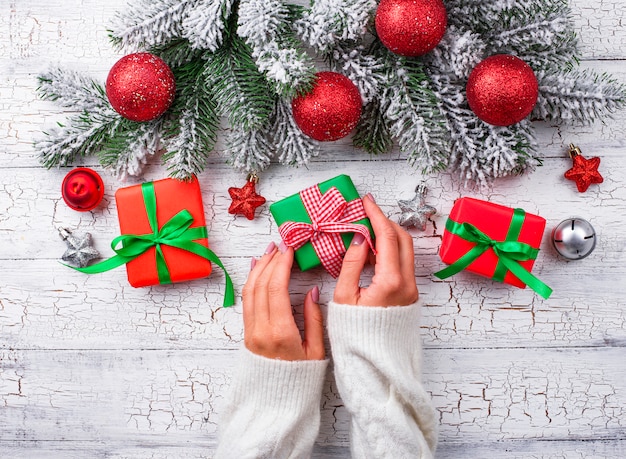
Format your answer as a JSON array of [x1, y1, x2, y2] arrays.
[[106, 53, 176, 122], [375, 0, 447, 57], [466, 54, 538, 126], [62, 167, 105, 211], [292, 72, 362, 141], [228, 180, 267, 220]]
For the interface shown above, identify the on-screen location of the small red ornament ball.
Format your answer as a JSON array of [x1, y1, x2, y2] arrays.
[[292, 72, 362, 142], [62, 167, 105, 211], [375, 0, 447, 57], [106, 52, 176, 122], [466, 54, 539, 126]]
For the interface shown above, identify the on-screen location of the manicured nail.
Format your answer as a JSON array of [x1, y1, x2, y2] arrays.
[[278, 240, 288, 253], [365, 193, 376, 203], [250, 257, 257, 271], [351, 233, 366, 246], [311, 285, 320, 303], [265, 242, 276, 254]]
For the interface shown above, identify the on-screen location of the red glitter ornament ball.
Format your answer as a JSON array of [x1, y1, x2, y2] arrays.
[[466, 54, 539, 126], [375, 0, 447, 57], [292, 72, 362, 141], [62, 167, 105, 211], [106, 53, 176, 122]]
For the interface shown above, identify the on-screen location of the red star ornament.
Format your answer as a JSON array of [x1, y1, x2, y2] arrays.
[[564, 153, 604, 193], [228, 180, 266, 220]]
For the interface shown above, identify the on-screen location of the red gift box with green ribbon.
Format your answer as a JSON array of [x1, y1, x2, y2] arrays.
[[434, 197, 552, 299], [270, 174, 374, 278], [71, 176, 234, 307]]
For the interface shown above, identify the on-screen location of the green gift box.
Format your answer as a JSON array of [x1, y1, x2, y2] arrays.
[[270, 174, 374, 277]]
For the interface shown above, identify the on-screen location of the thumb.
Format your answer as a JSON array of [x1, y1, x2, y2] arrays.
[[334, 233, 369, 304], [303, 286, 325, 360]]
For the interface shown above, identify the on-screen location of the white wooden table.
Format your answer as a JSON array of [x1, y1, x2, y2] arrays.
[[1, 1, 625, 457]]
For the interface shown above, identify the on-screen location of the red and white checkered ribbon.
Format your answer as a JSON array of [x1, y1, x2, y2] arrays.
[[278, 185, 374, 278]]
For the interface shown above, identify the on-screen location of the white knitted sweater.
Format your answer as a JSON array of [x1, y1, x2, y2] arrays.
[[215, 301, 437, 458]]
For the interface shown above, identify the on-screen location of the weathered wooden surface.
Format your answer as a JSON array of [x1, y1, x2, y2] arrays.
[[1, 0, 626, 457]]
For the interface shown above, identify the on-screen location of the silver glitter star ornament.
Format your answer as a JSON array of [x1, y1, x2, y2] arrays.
[[398, 184, 437, 231], [58, 227, 100, 268]]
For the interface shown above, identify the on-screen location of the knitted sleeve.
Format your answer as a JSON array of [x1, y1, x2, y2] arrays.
[[328, 301, 438, 459], [214, 347, 328, 459]]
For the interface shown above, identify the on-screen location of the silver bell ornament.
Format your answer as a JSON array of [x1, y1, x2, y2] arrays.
[[551, 218, 597, 260]]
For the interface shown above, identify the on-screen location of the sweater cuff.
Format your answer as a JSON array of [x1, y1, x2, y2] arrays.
[[230, 347, 329, 415], [328, 301, 422, 363]]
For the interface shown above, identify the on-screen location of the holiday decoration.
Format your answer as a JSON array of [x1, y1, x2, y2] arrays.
[[36, 1, 626, 184], [398, 183, 437, 231], [564, 144, 603, 192], [551, 218, 597, 260], [61, 167, 105, 211], [270, 175, 374, 277], [72, 177, 234, 307], [228, 174, 267, 220], [58, 227, 100, 268], [435, 197, 552, 299], [466, 54, 538, 126], [375, 0, 447, 57], [106, 52, 176, 122], [292, 72, 362, 141]]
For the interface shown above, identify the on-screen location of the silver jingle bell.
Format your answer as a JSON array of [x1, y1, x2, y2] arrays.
[[551, 218, 597, 260]]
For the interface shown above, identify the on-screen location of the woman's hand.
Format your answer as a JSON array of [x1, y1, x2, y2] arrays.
[[242, 242, 325, 361], [334, 194, 419, 307]]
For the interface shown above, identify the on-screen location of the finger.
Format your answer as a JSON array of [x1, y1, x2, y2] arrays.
[[334, 232, 369, 304], [303, 286, 325, 360], [362, 194, 401, 278], [243, 241, 278, 325], [256, 242, 295, 324], [392, 221, 416, 276]]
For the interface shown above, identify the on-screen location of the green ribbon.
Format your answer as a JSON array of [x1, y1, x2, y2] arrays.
[[434, 208, 552, 299], [70, 182, 235, 307]]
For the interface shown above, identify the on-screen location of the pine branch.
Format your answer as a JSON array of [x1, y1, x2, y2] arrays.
[[534, 68, 626, 124], [109, 0, 191, 50], [327, 41, 385, 103], [353, 100, 392, 155], [237, 0, 315, 96], [181, 0, 235, 51], [271, 98, 320, 166], [37, 68, 110, 112], [203, 34, 275, 130], [149, 38, 203, 68], [225, 128, 274, 173], [296, 0, 376, 52]]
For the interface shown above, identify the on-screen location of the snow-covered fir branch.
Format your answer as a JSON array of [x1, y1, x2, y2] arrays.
[[182, 0, 234, 51], [353, 100, 393, 155], [296, 0, 376, 52], [271, 98, 320, 166], [237, 0, 314, 95], [225, 128, 274, 173], [37, 69, 111, 113], [109, 0, 191, 50], [328, 42, 385, 104]]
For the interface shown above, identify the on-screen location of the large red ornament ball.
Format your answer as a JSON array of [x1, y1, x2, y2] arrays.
[[292, 72, 362, 141], [466, 54, 539, 126], [106, 52, 176, 122], [375, 0, 447, 57]]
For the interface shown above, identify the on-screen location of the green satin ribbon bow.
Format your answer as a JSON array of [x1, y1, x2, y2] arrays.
[[71, 182, 235, 307], [434, 208, 552, 299]]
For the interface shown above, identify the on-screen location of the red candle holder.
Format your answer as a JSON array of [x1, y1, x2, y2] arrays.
[[62, 167, 105, 211]]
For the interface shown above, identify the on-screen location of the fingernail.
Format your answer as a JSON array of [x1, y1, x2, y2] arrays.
[[265, 241, 276, 254], [311, 285, 320, 303], [351, 233, 366, 246], [278, 240, 288, 253], [365, 193, 376, 203], [250, 257, 257, 271]]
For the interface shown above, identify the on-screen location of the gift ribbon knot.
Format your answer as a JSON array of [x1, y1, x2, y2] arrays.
[[434, 208, 552, 299], [68, 182, 235, 307], [278, 185, 375, 278]]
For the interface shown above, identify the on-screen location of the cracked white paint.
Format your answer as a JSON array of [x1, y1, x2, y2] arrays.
[[1, 0, 626, 457]]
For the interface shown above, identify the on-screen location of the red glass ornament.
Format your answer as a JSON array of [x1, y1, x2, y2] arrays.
[[292, 72, 362, 141], [375, 0, 447, 57], [62, 167, 105, 211], [228, 176, 267, 220], [466, 54, 538, 126], [106, 52, 176, 122], [564, 144, 603, 192]]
